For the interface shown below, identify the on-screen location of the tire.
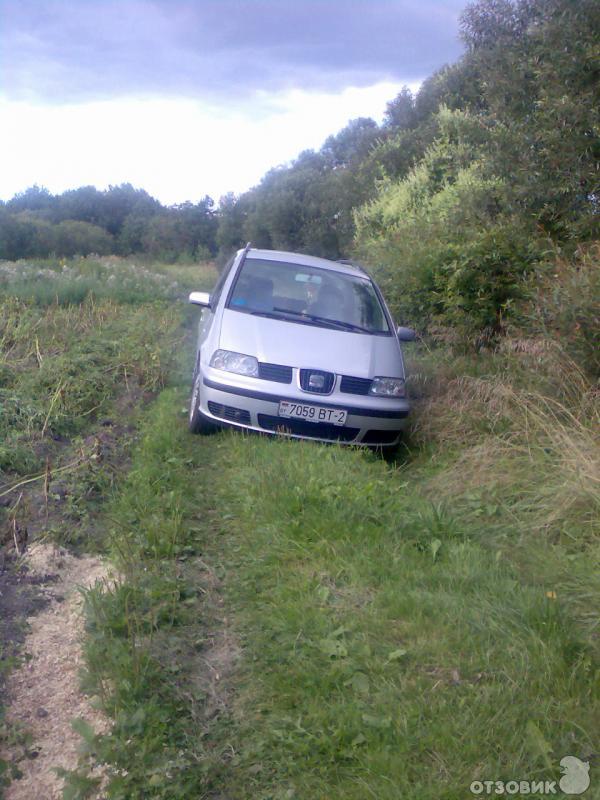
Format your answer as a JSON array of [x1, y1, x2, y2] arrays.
[[189, 372, 218, 435]]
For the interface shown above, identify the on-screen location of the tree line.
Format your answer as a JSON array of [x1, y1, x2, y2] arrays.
[[0, 184, 218, 261]]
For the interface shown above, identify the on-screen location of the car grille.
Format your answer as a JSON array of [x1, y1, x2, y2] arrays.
[[340, 375, 372, 395], [361, 429, 402, 445], [258, 362, 293, 383], [258, 414, 359, 442], [299, 369, 335, 394], [207, 402, 251, 425]]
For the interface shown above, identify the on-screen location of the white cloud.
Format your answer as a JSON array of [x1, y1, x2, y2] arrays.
[[0, 81, 418, 206]]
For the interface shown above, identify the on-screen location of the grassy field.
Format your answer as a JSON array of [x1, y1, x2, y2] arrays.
[[1, 257, 598, 799], [0, 256, 214, 792]]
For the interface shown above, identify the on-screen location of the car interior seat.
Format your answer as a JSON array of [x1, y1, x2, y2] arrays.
[[249, 277, 274, 312], [311, 284, 343, 318]]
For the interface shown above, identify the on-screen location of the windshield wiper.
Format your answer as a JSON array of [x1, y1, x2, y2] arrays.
[[242, 307, 372, 333], [244, 309, 285, 320], [273, 307, 371, 333], [304, 314, 371, 333]]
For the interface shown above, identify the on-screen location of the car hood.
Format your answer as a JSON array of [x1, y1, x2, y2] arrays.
[[218, 309, 404, 378]]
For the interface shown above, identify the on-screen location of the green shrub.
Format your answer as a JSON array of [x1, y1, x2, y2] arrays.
[[517, 244, 600, 377], [354, 108, 546, 339]]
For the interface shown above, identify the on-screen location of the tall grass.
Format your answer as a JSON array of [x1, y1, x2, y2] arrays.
[[0, 256, 216, 476], [409, 344, 599, 548], [0, 296, 183, 476], [0, 256, 215, 305]]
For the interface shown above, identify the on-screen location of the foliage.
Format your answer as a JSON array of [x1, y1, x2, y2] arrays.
[[0, 185, 217, 262], [355, 108, 544, 335], [514, 243, 600, 376], [353, 0, 600, 342], [460, 0, 600, 240]]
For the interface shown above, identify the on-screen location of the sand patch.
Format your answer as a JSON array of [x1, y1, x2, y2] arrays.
[[2, 542, 111, 800]]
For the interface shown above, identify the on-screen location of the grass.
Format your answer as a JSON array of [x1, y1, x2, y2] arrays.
[[72, 340, 598, 799], [0, 255, 212, 306], [206, 425, 598, 798], [70, 390, 219, 799], [0, 255, 214, 478]]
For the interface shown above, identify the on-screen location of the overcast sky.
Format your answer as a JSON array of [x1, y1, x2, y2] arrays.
[[0, 0, 465, 205]]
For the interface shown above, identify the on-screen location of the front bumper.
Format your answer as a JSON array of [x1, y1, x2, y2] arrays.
[[199, 370, 409, 447]]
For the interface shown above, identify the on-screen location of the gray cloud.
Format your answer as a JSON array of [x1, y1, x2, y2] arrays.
[[0, 0, 465, 102]]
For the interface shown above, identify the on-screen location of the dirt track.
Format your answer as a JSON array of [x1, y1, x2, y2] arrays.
[[2, 544, 111, 800]]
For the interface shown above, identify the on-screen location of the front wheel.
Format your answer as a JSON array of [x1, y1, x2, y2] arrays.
[[189, 373, 218, 434]]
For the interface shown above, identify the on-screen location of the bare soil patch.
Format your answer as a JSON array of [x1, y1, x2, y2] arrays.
[[2, 543, 112, 800]]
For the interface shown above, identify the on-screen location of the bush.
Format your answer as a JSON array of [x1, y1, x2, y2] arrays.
[[516, 244, 600, 377], [54, 220, 114, 257], [354, 109, 546, 338]]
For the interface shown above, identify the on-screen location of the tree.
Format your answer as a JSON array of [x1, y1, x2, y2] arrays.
[[101, 184, 161, 236], [321, 118, 379, 169], [460, 0, 600, 239], [54, 186, 105, 226], [54, 220, 114, 256], [216, 193, 247, 260], [7, 185, 55, 216], [354, 108, 543, 334], [383, 87, 417, 131]]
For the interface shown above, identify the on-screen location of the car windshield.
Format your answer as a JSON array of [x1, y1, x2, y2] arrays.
[[227, 258, 390, 334]]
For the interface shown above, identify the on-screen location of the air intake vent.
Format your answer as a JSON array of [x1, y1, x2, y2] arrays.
[[340, 375, 372, 395], [258, 362, 293, 383], [299, 369, 335, 394], [207, 402, 251, 425], [258, 414, 359, 442]]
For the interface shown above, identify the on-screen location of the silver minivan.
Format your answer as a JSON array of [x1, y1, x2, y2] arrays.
[[188, 246, 414, 447]]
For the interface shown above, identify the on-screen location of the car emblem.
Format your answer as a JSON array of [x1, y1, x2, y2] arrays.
[[308, 373, 325, 390]]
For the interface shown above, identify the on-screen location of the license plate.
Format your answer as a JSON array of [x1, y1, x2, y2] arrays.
[[278, 401, 347, 426]]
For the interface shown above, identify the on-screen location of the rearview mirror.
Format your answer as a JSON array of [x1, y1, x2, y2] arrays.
[[397, 326, 416, 342], [189, 291, 211, 308]]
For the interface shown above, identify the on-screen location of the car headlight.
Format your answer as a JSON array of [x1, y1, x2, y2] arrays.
[[369, 377, 406, 398], [210, 349, 259, 377]]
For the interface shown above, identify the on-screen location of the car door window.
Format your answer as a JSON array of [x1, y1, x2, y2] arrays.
[[210, 256, 235, 308]]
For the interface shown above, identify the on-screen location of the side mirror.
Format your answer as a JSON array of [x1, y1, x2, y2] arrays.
[[189, 291, 211, 308], [397, 326, 416, 342]]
